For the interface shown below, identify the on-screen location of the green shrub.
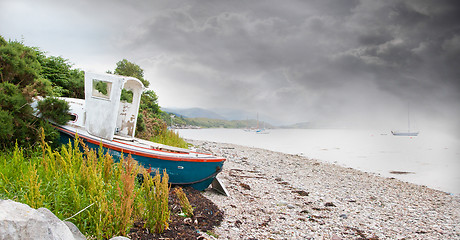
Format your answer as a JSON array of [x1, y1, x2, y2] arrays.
[[0, 110, 14, 143], [0, 82, 58, 149], [151, 129, 189, 149], [37, 97, 71, 125]]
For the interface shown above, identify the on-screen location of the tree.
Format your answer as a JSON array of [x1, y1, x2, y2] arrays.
[[114, 59, 150, 87], [0, 37, 54, 100], [140, 90, 160, 115], [39, 55, 85, 98]]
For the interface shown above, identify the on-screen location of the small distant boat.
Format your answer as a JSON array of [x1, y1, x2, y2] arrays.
[[391, 131, 419, 136], [34, 72, 226, 191], [255, 128, 269, 134], [254, 113, 270, 134], [392, 103, 419, 136], [255, 121, 270, 134]]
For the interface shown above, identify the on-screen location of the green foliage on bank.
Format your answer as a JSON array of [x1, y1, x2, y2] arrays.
[[185, 118, 247, 128], [173, 117, 272, 129], [39, 55, 85, 99], [36, 97, 71, 125], [151, 129, 189, 149], [0, 132, 171, 238], [0, 36, 71, 148]]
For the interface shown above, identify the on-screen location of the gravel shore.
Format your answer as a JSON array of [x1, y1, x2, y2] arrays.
[[189, 140, 460, 239]]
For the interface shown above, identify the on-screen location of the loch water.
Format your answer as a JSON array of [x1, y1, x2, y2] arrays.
[[177, 128, 460, 195]]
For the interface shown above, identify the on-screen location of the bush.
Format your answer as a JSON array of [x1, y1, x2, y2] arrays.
[[0, 82, 58, 148], [135, 110, 167, 140], [37, 97, 71, 125], [0, 37, 59, 149], [0, 110, 14, 143]]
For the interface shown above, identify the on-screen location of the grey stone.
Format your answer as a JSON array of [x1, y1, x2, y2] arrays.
[[109, 237, 131, 240], [0, 199, 84, 240], [65, 221, 87, 240]]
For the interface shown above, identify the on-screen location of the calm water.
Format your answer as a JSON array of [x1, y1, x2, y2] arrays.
[[177, 128, 460, 195]]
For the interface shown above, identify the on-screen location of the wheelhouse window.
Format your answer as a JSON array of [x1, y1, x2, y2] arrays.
[[92, 79, 112, 99], [69, 113, 77, 122], [120, 89, 133, 103]]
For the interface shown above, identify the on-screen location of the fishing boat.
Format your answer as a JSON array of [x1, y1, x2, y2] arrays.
[[254, 113, 270, 134], [35, 72, 226, 191]]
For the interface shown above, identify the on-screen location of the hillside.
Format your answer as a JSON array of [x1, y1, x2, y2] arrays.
[[162, 107, 279, 129], [186, 118, 274, 129], [162, 107, 225, 119], [165, 115, 274, 129]]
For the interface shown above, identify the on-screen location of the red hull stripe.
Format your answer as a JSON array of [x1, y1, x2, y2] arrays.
[[56, 126, 226, 163]]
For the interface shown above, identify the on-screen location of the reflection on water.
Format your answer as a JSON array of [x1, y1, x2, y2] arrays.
[[177, 128, 460, 195]]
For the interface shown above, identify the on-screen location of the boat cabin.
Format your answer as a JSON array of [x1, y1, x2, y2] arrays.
[[84, 72, 144, 141]]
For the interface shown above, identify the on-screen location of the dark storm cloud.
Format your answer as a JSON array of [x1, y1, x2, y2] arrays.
[[109, 0, 459, 128], [3, 0, 458, 129]]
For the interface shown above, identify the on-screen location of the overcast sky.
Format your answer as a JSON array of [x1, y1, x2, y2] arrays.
[[1, 0, 459, 131]]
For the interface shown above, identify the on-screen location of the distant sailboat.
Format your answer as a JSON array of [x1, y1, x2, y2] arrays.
[[392, 103, 419, 136], [256, 121, 270, 134], [255, 113, 270, 134]]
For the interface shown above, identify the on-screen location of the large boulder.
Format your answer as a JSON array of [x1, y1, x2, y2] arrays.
[[0, 199, 86, 240]]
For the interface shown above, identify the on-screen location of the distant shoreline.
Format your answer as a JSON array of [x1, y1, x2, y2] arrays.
[[191, 139, 460, 239]]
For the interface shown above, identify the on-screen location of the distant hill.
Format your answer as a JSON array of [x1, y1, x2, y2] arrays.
[[162, 107, 315, 129], [162, 107, 280, 124], [161, 107, 277, 129], [184, 118, 274, 129], [162, 107, 226, 119], [209, 108, 254, 121]]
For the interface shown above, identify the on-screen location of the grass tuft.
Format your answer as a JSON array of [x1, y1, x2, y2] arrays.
[[142, 169, 171, 233], [174, 187, 194, 218]]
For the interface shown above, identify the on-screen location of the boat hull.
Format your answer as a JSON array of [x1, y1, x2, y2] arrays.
[[57, 127, 225, 191], [391, 131, 419, 136]]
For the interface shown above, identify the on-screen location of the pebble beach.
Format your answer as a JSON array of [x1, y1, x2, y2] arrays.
[[189, 140, 460, 239]]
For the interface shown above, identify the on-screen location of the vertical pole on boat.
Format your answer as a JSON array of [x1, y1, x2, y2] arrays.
[[407, 102, 410, 133]]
